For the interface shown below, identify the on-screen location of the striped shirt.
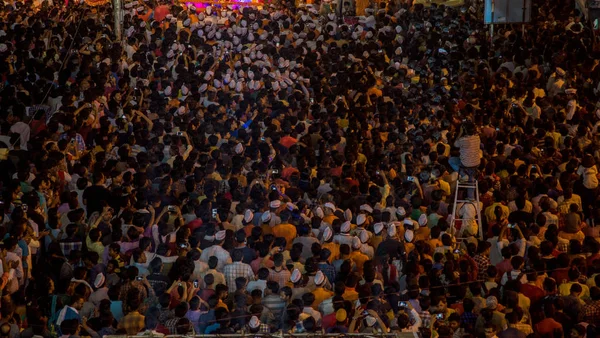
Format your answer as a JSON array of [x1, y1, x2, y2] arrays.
[[454, 135, 481, 168]]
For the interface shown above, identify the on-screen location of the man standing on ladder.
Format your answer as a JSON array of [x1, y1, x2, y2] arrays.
[[451, 120, 483, 239], [453, 121, 482, 187]]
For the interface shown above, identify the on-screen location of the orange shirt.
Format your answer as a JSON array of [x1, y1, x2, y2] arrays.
[[280, 136, 298, 148], [243, 224, 254, 238], [367, 86, 383, 98], [261, 224, 273, 237], [323, 215, 337, 225], [272, 223, 297, 250]]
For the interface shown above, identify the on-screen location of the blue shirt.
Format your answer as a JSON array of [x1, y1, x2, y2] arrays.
[[198, 309, 215, 333], [110, 300, 124, 322]]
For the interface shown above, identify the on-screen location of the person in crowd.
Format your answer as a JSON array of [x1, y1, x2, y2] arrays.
[[0, 0, 598, 337]]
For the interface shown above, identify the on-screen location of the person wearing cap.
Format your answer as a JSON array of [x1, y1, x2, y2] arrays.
[[348, 308, 387, 333], [333, 221, 354, 247], [357, 230, 374, 259], [268, 200, 283, 226], [320, 227, 339, 264], [289, 268, 315, 300], [349, 236, 369, 275], [369, 222, 385, 250], [88, 272, 109, 306], [311, 271, 333, 310], [474, 296, 507, 336], [565, 88, 579, 121], [199, 230, 232, 272], [322, 203, 338, 225], [246, 315, 268, 334], [326, 308, 349, 333], [375, 223, 405, 258], [350, 213, 371, 238]]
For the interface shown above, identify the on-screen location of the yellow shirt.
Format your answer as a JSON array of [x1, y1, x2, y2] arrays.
[[323, 215, 338, 225], [484, 203, 510, 223], [86, 237, 105, 263], [558, 282, 590, 300], [272, 223, 297, 250], [343, 287, 359, 302], [349, 251, 369, 274], [312, 287, 334, 310], [370, 235, 383, 251], [322, 242, 340, 263], [216, 299, 229, 311]]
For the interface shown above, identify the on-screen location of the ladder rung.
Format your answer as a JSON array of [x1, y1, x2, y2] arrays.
[[452, 219, 479, 221], [456, 184, 478, 188], [455, 199, 479, 203]]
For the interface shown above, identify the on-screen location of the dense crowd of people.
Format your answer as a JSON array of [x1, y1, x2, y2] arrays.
[[0, 0, 599, 337]]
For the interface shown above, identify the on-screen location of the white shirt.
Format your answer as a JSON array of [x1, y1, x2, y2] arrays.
[[9, 121, 30, 150], [500, 270, 527, 286], [199, 245, 232, 272], [577, 165, 599, 189], [246, 279, 267, 294], [302, 306, 322, 326]]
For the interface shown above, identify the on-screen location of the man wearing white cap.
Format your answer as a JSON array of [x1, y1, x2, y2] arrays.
[[333, 221, 354, 247], [370, 222, 385, 250], [565, 88, 578, 121], [246, 316, 268, 333], [199, 230, 232, 272], [321, 227, 340, 263], [375, 222, 405, 258], [289, 268, 315, 300], [358, 230, 374, 259], [350, 213, 371, 238], [89, 273, 108, 306], [349, 236, 369, 274], [322, 202, 338, 224], [268, 200, 283, 226], [311, 271, 333, 310]]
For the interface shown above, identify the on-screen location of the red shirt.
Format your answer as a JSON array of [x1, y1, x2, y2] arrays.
[[495, 259, 512, 282], [535, 318, 562, 336], [551, 268, 570, 285], [321, 313, 336, 330], [186, 219, 203, 232], [520, 283, 546, 304], [587, 253, 600, 267]]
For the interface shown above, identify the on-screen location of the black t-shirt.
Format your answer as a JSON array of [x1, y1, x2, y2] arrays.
[[375, 239, 405, 258], [508, 210, 534, 225], [82, 184, 111, 216]]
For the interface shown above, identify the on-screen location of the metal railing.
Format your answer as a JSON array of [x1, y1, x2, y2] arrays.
[[105, 333, 419, 338]]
